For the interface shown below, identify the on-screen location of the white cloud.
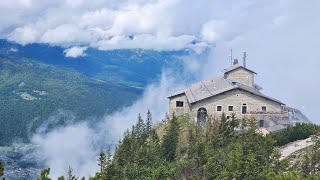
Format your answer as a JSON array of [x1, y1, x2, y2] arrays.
[[201, 20, 225, 44], [93, 34, 197, 51], [0, 0, 234, 51], [41, 24, 90, 45], [9, 47, 19, 52], [63, 46, 87, 58], [31, 69, 191, 178], [32, 123, 98, 178], [8, 26, 38, 45]]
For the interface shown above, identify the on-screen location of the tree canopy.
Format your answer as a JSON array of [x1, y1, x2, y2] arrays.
[[35, 112, 320, 180]]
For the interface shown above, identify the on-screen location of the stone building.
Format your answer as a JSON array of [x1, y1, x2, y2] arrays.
[[168, 59, 310, 133]]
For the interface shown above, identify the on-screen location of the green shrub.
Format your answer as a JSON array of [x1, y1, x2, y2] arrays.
[[271, 123, 320, 146]]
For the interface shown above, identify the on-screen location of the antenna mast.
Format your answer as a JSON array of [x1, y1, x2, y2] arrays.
[[243, 51, 247, 67], [229, 48, 233, 67]]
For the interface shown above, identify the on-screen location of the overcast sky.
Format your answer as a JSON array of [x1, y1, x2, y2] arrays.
[[1, 0, 319, 122]]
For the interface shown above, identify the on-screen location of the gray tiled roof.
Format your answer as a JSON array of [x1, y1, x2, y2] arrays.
[[168, 76, 284, 105], [224, 64, 257, 74]]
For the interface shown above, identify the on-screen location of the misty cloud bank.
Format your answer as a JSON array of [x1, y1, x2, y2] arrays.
[[2, 0, 316, 54], [30, 53, 209, 178]]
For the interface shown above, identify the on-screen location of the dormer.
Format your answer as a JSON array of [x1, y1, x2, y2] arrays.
[[224, 59, 257, 87]]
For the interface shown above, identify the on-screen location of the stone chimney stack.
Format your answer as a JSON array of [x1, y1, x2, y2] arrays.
[[233, 59, 239, 65]]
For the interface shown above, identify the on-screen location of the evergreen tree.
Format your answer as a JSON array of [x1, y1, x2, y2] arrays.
[[98, 149, 107, 175], [0, 161, 4, 177], [136, 114, 145, 140], [310, 135, 320, 175], [106, 148, 112, 166], [302, 146, 312, 177], [145, 110, 153, 137], [45, 113, 320, 179], [58, 176, 65, 180], [67, 166, 78, 180], [37, 168, 51, 180], [266, 171, 299, 180], [161, 114, 180, 162], [145, 129, 162, 166], [187, 128, 197, 159], [195, 127, 207, 167]]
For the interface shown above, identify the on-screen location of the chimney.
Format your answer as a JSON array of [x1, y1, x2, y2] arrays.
[[233, 59, 239, 65]]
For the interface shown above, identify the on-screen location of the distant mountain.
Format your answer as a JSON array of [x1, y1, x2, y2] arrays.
[[0, 39, 185, 145], [0, 39, 185, 87]]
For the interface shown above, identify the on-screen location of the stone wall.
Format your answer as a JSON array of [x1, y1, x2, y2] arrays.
[[168, 93, 191, 117], [226, 68, 254, 87], [189, 89, 282, 122]]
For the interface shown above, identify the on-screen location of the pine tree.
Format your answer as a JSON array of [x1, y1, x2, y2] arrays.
[[195, 126, 207, 166], [146, 129, 162, 166], [0, 161, 4, 177], [241, 117, 248, 130], [302, 147, 311, 177], [187, 128, 197, 159], [37, 168, 51, 180], [58, 176, 65, 180], [162, 114, 180, 162], [310, 135, 320, 175], [136, 114, 145, 139], [145, 110, 153, 137], [98, 149, 107, 174], [106, 148, 112, 166], [67, 166, 78, 180]]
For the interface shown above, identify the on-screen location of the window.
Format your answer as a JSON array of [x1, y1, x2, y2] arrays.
[[228, 106, 234, 111], [227, 116, 231, 119], [217, 106, 222, 111], [197, 107, 207, 125], [176, 101, 184, 107], [262, 106, 267, 112], [259, 120, 264, 127], [242, 105, 247, 114]]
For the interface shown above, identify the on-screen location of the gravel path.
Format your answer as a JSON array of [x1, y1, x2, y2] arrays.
[[279, 137, 314, 160]]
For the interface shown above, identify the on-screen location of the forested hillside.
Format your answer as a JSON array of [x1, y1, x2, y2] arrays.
[[0, 39, 186, 146], [0, 57, 142, 145], [32, 113, 320, 180]]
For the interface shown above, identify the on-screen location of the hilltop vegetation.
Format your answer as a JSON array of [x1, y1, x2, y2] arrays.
[[33, 113, 320, 180], [272, 123, 320, 146]]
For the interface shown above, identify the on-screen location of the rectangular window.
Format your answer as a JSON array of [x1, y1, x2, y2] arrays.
[[259, 120, 264, 127], [242, 105, 247, 114], [262, 106, 267, 112], [176, 101, 184, 107], [217, 106, 222, 111], [227, 116, 231, 119], [228, 106, 234, 111]]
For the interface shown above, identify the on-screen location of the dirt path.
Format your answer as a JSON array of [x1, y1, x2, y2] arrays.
[[279, 137, 314, 160]]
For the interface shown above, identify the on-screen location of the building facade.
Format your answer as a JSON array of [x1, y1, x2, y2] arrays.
[[168, 60, 310, 133]]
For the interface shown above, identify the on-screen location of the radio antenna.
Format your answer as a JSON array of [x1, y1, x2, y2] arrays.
[[229, 48, 233, 67], [243, 51, 247, 67]]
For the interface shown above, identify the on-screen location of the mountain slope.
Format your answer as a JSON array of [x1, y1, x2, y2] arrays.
[[0, 39, 185, 87], [0, 39, 186, 145], [0, 57, 142, 145]]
